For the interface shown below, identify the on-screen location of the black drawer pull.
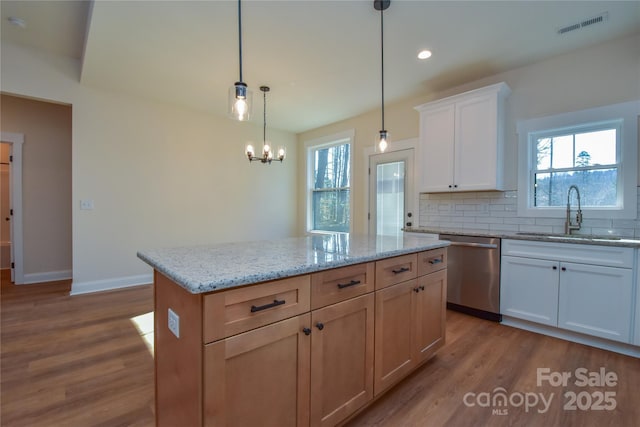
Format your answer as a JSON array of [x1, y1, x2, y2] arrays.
[[316, 322, 324, 331], [250, 299, 285, 313], [303, 327, 311, 336], [428, 258, 442, 265], [392, 267, 410, 274], [337, 279, 361, 289]]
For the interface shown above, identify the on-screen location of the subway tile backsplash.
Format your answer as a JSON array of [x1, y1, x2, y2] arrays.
[[418, 188, 640, 238]]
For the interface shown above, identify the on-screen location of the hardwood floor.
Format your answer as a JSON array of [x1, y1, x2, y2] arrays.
[[2, 271, 638, 426], [0, 271, 155, 426]]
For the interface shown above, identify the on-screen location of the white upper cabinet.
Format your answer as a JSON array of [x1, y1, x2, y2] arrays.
[[415, 82, 511, 193]]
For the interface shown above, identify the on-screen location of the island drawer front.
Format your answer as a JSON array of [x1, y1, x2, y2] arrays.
[[418, 248, 447, 276], [203, 275, 311, 343], [375, 253, 418, 290], [311, 262, 375, 309]]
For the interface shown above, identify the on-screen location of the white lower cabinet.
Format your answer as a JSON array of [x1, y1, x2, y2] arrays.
[[501, 256, 559, 326], [501, 240, 635, 344], [558, 262, 633, 342]]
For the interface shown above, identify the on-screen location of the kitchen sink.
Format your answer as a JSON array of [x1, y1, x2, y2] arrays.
[[515, 232, 622, 241]]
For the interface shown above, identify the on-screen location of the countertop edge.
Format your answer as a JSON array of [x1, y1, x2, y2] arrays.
[[138, 240, 450, 295], [404, 227, 640, 248]]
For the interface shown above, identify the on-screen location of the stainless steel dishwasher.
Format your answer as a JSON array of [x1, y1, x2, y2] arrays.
[[439, 234, 501, 321]]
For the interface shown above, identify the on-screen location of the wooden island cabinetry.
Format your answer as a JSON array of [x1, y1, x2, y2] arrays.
[[142, 236, 448, 427]]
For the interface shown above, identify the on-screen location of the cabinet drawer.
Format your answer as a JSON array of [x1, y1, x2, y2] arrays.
[[417, 248, 447, 276], [311, 262, 374, 310], [203, 275, 310, 343], [375, 254, 418, 290]]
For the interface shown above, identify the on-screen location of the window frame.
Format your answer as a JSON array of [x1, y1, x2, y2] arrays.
[[305, 130, 355, 234], [517, 101, 639, 219]]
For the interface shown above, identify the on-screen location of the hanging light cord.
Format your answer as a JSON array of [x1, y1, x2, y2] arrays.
[[263, 89, 267, 146], [237, 0, 243, 82], [380, 6, 385, 131]]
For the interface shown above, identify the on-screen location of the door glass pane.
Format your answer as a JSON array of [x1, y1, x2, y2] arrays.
[[376, 161, 404, 236]]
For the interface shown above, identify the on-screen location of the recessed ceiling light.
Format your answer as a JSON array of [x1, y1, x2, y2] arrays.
[[417, 50, 432, 60], [7, 16, 26, 29]]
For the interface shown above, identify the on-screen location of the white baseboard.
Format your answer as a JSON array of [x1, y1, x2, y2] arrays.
[[70, 273, 153, 295], [22, 270, 72, 285], [502, 316, 640, 358]]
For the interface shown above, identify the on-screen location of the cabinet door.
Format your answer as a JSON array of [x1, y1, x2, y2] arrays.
[[374, 279, 417, 395], [414, 269, 447, 364], [418, 104, 455, 192], [501, 256, 559, 326], [558, 263, 633, 343], [310, 294, 374, 427], [204, 314, 311, 427], [454, 94, 501, 191]]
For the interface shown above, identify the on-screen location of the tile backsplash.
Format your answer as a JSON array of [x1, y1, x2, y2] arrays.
[[418, 188, 640, 238]]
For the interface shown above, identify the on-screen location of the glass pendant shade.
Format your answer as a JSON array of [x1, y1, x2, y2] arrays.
[[229, 82, 253, 121], [377, 130, 389, 153]]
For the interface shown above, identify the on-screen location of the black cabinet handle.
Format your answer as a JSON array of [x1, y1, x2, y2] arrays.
[[316, 322, 324, 330], [552, 265, 557, 270], [337, 279, 361, 289], [250, 299, 285, 313], [561, 267, 566, 272], [428, 258, 442, 265], [392, 267, 410, 274], [420, 286, 425, 291], [414, 287, 420, 293], [303, 327, 311, 336]]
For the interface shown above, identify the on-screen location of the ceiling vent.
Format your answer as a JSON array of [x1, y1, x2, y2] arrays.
[[557, 12, 609, 35]]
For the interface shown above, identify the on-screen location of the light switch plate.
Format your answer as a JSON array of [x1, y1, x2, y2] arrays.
[[168, 308, 180, 338], [80, 199, 94, 210]]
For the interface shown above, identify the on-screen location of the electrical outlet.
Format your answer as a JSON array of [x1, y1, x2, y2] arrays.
[[168, 308, 180, 338]]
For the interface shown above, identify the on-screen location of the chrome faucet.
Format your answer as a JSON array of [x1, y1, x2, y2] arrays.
[[564, 185, 583, 235]]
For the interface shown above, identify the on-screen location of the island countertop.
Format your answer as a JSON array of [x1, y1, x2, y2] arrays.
[[137, 233, 449, 294]]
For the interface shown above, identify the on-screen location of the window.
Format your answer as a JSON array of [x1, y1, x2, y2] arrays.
[[532, 124, 620, 208], [518, 101, 638, 219], [306, 131, 354, 233]]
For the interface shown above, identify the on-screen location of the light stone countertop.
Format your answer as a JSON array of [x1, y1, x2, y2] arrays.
[[404, 227, 640, 248], [137, 233, 450, 294]]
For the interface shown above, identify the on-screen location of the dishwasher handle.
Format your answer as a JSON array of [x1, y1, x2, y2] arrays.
[[445, 241, 498, 249]]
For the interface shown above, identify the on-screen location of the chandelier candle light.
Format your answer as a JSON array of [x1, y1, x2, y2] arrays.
[[246, 86, 285, 164], [375, 0, 390, 153], [229, 0, 253, 121]]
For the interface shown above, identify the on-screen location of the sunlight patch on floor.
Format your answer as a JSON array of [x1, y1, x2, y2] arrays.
[[130, 311, 154, 356]]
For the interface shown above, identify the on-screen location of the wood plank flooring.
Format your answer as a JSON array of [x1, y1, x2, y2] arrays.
[[2, 271, 639, 426]]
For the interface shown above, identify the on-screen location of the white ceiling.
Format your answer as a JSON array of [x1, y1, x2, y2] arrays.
[[2, 1, 639, 133]]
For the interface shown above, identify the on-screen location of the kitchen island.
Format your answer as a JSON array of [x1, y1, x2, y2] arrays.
[[138, 233, 449, 427]]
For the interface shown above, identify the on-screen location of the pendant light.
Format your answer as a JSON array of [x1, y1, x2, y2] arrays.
[[374, 0, 390, 153], [246, 86, 285, 164], [228, 0, 253, 121]]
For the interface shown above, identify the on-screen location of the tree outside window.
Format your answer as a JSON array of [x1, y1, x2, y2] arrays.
[[311, 143, 351, 232]]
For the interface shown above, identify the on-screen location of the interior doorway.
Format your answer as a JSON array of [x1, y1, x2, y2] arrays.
[[1, 143, 11, 277], [0, 133, 23, 284], [368, 148, 415, 236]]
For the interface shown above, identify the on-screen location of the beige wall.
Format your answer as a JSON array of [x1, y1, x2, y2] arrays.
[[1, 41, 298, 293], [297, 33, 640, 235], [0, 95, 72, 276]]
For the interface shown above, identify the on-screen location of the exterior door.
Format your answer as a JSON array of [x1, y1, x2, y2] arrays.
[[368, 149, 415, 236]]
